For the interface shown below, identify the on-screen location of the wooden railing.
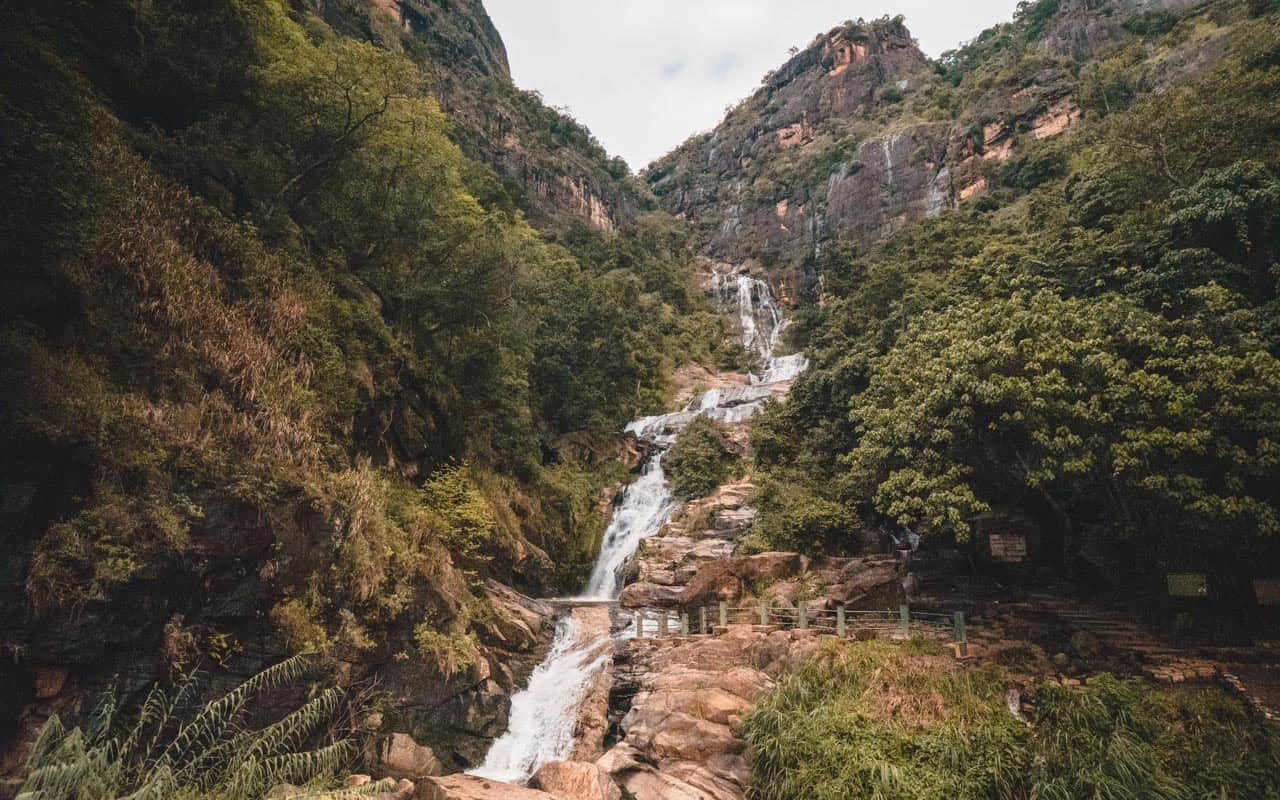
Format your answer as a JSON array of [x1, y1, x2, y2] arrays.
[[628, 602, 969, 654]]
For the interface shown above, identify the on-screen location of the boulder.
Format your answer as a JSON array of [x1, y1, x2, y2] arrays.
[[675, 552, 805, 607], [618, 581, 683, 609], [828, 564, 903, 607], [530, 761, 622, 800], [378, 733, 443, 780], [415, 775, 558, 800], [737, 552, 806, 583]]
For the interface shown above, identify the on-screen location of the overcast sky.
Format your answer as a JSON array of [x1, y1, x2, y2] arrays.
[[484, 1, 1020, 170]]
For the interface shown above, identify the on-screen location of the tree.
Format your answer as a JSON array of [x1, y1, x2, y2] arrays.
[[845, 289, 1280, 565]]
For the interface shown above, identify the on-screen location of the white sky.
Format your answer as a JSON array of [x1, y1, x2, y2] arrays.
[[484, 1, 1020, 170]]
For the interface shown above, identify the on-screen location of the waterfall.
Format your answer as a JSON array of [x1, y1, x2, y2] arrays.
[[582, 455, 678, 600], [471, 265, 809, 785], [469, 615, 610, 783]]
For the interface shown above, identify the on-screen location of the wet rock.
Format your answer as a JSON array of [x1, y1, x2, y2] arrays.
[[618, 582, 684, 609], [530, 761, 621, 800], [567, 607, 615, 762]]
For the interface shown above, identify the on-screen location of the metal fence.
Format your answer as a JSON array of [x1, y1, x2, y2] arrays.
[[628, 602, 969, 654]]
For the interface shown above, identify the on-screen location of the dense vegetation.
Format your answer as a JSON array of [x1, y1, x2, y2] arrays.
[[17, 656, 364, 800], [0, 0, 712, 747], [753, 2, 1280, 584], [662, 417, 739, 499], [744, 640, 1280, 800]]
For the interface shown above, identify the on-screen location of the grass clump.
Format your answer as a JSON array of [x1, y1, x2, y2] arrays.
[[743, 640, 1025, 800], [744, 641, 1280, 800], [663, 416, 738, 499]]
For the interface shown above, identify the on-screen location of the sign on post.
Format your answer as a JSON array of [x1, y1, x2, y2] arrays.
[[1254, 579, 1280, 606], [988, 533, 1028, 562], [1167, 573, 1208, 598]]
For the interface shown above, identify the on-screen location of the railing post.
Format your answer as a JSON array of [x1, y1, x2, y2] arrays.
[[635, 611, 643, 638], [759, 602, 769, 627], [680, 612, 690, 636], [719, 601, 728, 628], [953, 611, 968, 656], [837, 604, 846, 637], [699, 606, 708, 635], [657, 612, 668, 638], [899, 604, 911, 639], [798, 603, 808, 630]]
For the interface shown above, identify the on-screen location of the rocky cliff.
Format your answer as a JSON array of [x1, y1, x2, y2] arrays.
[[646, 1, 1223, 292], [326, 0, 648, 232]]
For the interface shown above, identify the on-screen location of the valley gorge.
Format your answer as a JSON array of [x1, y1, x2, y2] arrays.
[[4, 1, 1280, 799]]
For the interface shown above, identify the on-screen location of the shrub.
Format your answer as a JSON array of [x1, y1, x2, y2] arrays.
[[17, 655, 371, 800], [748, 478, 860, 555], [744, 640, 1026, 800], [662, 416, 738, 499], [745, 643, 1280, 800]]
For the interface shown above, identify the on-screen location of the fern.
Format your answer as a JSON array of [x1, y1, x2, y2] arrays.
[[17, 656, 355, 800]]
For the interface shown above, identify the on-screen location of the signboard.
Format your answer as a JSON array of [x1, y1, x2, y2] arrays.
[[1167, 573, 1208, 598], [1254, 579, 1280, 606], [988, 533, 1027, 563]]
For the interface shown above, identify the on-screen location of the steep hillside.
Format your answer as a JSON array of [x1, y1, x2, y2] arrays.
[[648, 0, 1237, 293], [321, 0, 650, 232], [737, 0, 1280, 593], [0, 0, 728, 784]]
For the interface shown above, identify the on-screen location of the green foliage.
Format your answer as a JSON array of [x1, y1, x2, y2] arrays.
[[756, 16, 1280, 569], [17, 655, 371, 800], [1, 0, 709, 672], [747, 477, 860, 555], [744, 640, 1026, 800], [663, 416, 738, 499], [1016, 0, 1063, 42], [844, 289, 1280, 549], [1029, 676, 1280, 799], [744, 642, 1280, 800], [1122, 11, 1180, 39], [413, 627, 480, 680]]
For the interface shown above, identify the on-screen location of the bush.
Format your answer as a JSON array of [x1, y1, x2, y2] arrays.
[[748, 478, 860, 555], [18, 655, 367, 800], [662, 416, 738, 499], [744, 640, 1026, 800], [745, 642, 1280, 800]]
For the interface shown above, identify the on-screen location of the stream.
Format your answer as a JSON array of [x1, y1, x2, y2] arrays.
[[470, 269, 806, 784]]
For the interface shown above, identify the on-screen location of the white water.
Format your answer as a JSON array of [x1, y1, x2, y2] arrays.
[[471, 265, 808, 785], [582, 455, 678, 600], [469, 616, 610, 782]]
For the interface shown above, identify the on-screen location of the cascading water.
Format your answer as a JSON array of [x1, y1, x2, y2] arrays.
[[471, 265, 807, 785], [583, 456, 678, 599], [469, 615, 611, 782]]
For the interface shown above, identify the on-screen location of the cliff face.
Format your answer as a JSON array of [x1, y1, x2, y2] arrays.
[[647, 18, 932, 282], [647, 1, 1221, 290], [345, 0, 644, 232]]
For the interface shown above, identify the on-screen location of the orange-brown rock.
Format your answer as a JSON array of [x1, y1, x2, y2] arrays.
[[415, 774, 558, 800], [378, 733, 443, 780], [530, 761, 621, 800]]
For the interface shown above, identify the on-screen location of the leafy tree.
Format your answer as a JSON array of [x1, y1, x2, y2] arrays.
[[845, 289, 1280, 562], [663, 417, 738, 499]]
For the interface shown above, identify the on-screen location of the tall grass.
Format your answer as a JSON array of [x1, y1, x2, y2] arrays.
[[17, 655, 385, 800], [743, 641, 1280, 800]]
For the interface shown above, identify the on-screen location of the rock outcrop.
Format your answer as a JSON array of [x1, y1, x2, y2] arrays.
[[647, 2, 1212, 289], [530, 761, 622, 800], [417, 774, 561, 800], [597, 625, 825, 800]]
